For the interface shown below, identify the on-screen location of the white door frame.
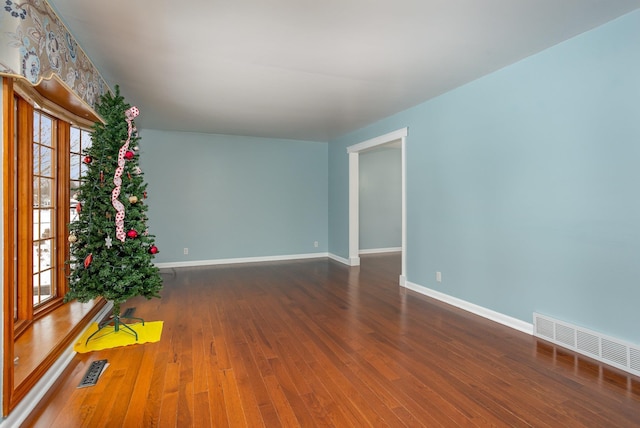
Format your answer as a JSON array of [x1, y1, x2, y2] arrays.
[[347, 127, 407, 286]]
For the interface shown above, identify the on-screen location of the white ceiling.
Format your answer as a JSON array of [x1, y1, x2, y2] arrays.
[[48, 0, 640, 142]]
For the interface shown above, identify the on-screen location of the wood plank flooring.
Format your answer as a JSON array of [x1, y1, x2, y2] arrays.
[[22, 254, 640, 427]]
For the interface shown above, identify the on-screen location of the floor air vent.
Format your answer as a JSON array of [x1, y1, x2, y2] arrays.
[[533, 313, 640, 378]]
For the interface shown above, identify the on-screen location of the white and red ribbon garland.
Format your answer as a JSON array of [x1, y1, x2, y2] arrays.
[[111, 106, 140, 242]]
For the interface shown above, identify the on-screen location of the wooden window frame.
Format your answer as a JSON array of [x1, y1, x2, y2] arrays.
[[13, 95, 70, 332], [3, 79, 106, 415]]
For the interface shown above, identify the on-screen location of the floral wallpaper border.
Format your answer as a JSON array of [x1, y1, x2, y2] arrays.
[[1, 0, 109, 109]]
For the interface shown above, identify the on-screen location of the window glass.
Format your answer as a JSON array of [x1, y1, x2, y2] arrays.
[[32, 110, 57, 307]]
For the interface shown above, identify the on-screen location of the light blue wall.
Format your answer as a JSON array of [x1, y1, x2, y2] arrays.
[[140, 130, 328, 263], [329, 11, 640, 343], [359, 148, 401, 250]]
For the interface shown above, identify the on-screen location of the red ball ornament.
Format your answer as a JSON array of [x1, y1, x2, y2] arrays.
[[127, 229, 138, 239], [149, 245, 159, 254], [84, 156, 92, 164], [124, 151, 135, 160]]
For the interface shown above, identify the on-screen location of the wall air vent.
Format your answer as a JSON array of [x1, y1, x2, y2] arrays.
[[533, 313, 640, 378]]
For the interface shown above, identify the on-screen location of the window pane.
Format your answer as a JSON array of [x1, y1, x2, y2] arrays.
[[33, 242, 41, 272], [33, 112, 40, 143], [70, 181, 80, 224], [40, 269, 53, 302], [33, 272, 40, 305], [32, 209, 39, 238], [40, 240, 53, 269], [33, 143, 40, 174], [82, 130, 93, 149], [70, 154, 80, 180], [40, 177, 53, 207], [40, 115, 53, 147], [70, 197, 79, 223], [33, 178, 40, 207], [31, 110, 58, 308], [40, 146, 53, 177], [39, 209, 53, 240], [70, 180, 80, 196], [70, 127, 80, 153]]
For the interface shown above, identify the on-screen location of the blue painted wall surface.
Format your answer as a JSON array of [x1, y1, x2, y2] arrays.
[[140, 130, 328, 263], [329, 11, 640, 343], [359, 148, 401, 250]]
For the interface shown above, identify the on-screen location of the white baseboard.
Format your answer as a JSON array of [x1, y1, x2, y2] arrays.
[[155, 252, 329, 269], [359, 247, 401, 255], [1, 302, 113, 428], [403, 280, 533, 335], [156, 251, 397, 269], [328, 253, 350, 265]]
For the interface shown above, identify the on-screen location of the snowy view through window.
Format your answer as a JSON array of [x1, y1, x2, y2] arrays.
[[31, 112, 91, 306], [32, 111, 56, 306]]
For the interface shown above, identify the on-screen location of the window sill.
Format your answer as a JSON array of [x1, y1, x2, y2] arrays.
[[14, 298, 65, 341], [13, 298, 106, 389]]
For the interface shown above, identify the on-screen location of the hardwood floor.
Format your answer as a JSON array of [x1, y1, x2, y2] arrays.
[[23, 254, 640, 427]]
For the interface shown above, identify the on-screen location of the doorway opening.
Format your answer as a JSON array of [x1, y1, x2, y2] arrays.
[[347, 127, 407, 285]]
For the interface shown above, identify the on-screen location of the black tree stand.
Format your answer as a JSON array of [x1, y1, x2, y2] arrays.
[[84, 301, 145, 345]]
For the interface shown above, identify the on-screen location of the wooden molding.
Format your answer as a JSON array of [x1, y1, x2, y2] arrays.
[[2, 77, 104, 416], [14, 76, 102, 129], [3, 74, 16, 418]]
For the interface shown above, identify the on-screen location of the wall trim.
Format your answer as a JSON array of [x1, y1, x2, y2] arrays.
[[403, 280, 533, 335], [359, 247, 402, 255], [0, 302, 113, 428], [328, 253, 351, 265], [155, 252, 369, 269], [347, 127, 408, 283], [155, 252, 329, 269], [346, 128, 408, 153]]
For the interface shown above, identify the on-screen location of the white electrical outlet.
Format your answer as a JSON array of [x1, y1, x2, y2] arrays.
[[184, 248, 189, 255], [314, 241, 319, 248], [436, 271, 442, 282]]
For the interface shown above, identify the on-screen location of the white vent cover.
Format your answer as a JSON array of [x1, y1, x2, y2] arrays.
[[533, 313, 640, 378]]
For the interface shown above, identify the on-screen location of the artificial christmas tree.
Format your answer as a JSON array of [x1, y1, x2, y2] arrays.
[[66, 86, 162, 340]]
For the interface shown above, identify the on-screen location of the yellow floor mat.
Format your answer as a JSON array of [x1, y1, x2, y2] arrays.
[[74, 321, 163, 353]]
